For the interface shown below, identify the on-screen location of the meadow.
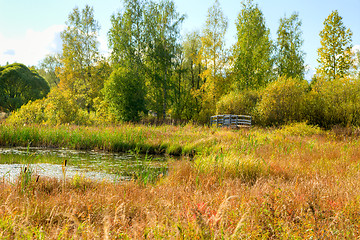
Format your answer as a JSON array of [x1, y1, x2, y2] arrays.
[[0, 122, 360, 239]]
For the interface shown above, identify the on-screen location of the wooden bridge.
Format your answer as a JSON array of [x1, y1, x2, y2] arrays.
[[210, 114, 252, 128]]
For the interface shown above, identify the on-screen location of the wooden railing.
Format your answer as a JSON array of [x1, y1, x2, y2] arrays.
[[210, 114, 252, 128]]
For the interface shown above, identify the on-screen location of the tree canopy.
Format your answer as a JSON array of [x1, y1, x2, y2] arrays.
[[199, 0, 229, 114], [37, 54, 62, 88], [0, 63, 50, 112], [4, 1, 360, 128], [58, 5, 102, 111], [232, 0, 274, 90], [107, 0, 184, 121], [276, 13, 305, 79], [316, 10, 353, 81]]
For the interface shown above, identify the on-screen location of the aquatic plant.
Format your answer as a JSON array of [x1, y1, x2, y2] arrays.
[[122, 152, 168, 186], [62, 159, 67, 189]]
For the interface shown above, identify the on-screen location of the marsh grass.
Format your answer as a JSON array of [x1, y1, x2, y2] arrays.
[[0, 124, 202, 156], [19, 165, 33, 193], [1, 123, 360, 238], [121, 152, 168, 186], [15, 145, 41, 194], [62, 159, 67, 190]]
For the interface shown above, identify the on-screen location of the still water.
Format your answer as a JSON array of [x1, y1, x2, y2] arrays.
[[0, 147, 167, 182]]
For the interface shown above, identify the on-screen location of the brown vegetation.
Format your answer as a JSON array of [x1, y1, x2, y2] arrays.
[[1, 123, 360, 238]]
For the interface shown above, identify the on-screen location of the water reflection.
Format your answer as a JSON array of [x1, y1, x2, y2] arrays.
[[0, 147, 167, 182]]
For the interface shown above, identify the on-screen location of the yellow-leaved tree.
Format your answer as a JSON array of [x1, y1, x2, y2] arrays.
[[316, 10, 354, 81], [198, 0, 229, 122], [58, 5, 103, 112]]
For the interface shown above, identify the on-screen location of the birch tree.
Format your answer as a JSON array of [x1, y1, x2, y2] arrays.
[[198, 0, 228, 121], [59, 5, 102, 111], [276, 13, 305, 79], [233, 0, 274, 90], [316, 10, 353, 81]]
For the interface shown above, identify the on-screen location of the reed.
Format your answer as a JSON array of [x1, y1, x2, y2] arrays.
[[19, 165, 32, 193], [62, 159, 67, 190], [0, 124, 202, 156], [0, 123, 360, 238]]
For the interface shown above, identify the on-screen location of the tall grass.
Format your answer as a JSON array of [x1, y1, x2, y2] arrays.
[[1, 122, 360, 238], [0, 124, 206, 156], [124, 153, 168, 186]]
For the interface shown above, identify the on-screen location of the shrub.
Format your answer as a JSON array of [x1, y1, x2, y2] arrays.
[[257, 76, 308, 126], [197, 102, 216, 125], [104, 67, 146, 122], [93, 97, 117, 125], [276, 122, 323, 137], [44, 88, 80, 125], [6, 99, 46, 125], [216, 89, 259, 117], [6, 88, 92, 126], [306, 78, 360, 128]]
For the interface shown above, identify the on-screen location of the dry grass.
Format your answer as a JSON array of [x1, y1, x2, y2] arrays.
[[1, 123, 360, 238], [0, 112, 7, 123]]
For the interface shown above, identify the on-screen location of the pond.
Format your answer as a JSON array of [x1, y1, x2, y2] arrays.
[[0, 147, 168, 183]]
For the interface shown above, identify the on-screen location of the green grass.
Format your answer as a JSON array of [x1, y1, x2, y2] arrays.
[[1, 122, 360, 238], [0, 124, 205, 156]]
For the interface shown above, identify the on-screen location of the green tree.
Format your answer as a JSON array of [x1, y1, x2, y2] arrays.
[[108, 0, 147, 122], [37, 54, 62, 88], [183, 31, 203, 92], [109, 0, 145, 67], [276, 13, 305, 79], [0, 63, 50, 112], [143, 0, 184, 120], [108, 0, 184, 121], [104, 67, 146, 122], [58, 5, 101, 111], [198, 0, 228, 121], [176, 31, 204, 120], [355, 49, 360, 79], [233, 0, 274, 90], [316, 10, 353, 81]]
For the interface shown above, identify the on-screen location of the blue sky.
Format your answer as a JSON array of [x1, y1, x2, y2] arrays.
[[0, 0, 359, 78]]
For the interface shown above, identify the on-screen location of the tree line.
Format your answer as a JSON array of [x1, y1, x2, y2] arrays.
[[4, 0, 360, 127]]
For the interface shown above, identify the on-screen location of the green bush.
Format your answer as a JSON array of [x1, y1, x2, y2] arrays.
[[6, 99, 46, 125], [93, 97, 117, 125], [197, 102, 215, 125], [257, 76, 308, 126], [6, 88, 92, 126], [104, 67, 146, 122], [44, 88, 80, 125], [306, 78, 360, 128], [216, 89, 259, 116], [276, 122, 323, 137]]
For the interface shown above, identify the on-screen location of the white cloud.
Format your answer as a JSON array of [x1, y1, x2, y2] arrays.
[[0, 25, 110, 66], [0, 25, 65, 66]]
